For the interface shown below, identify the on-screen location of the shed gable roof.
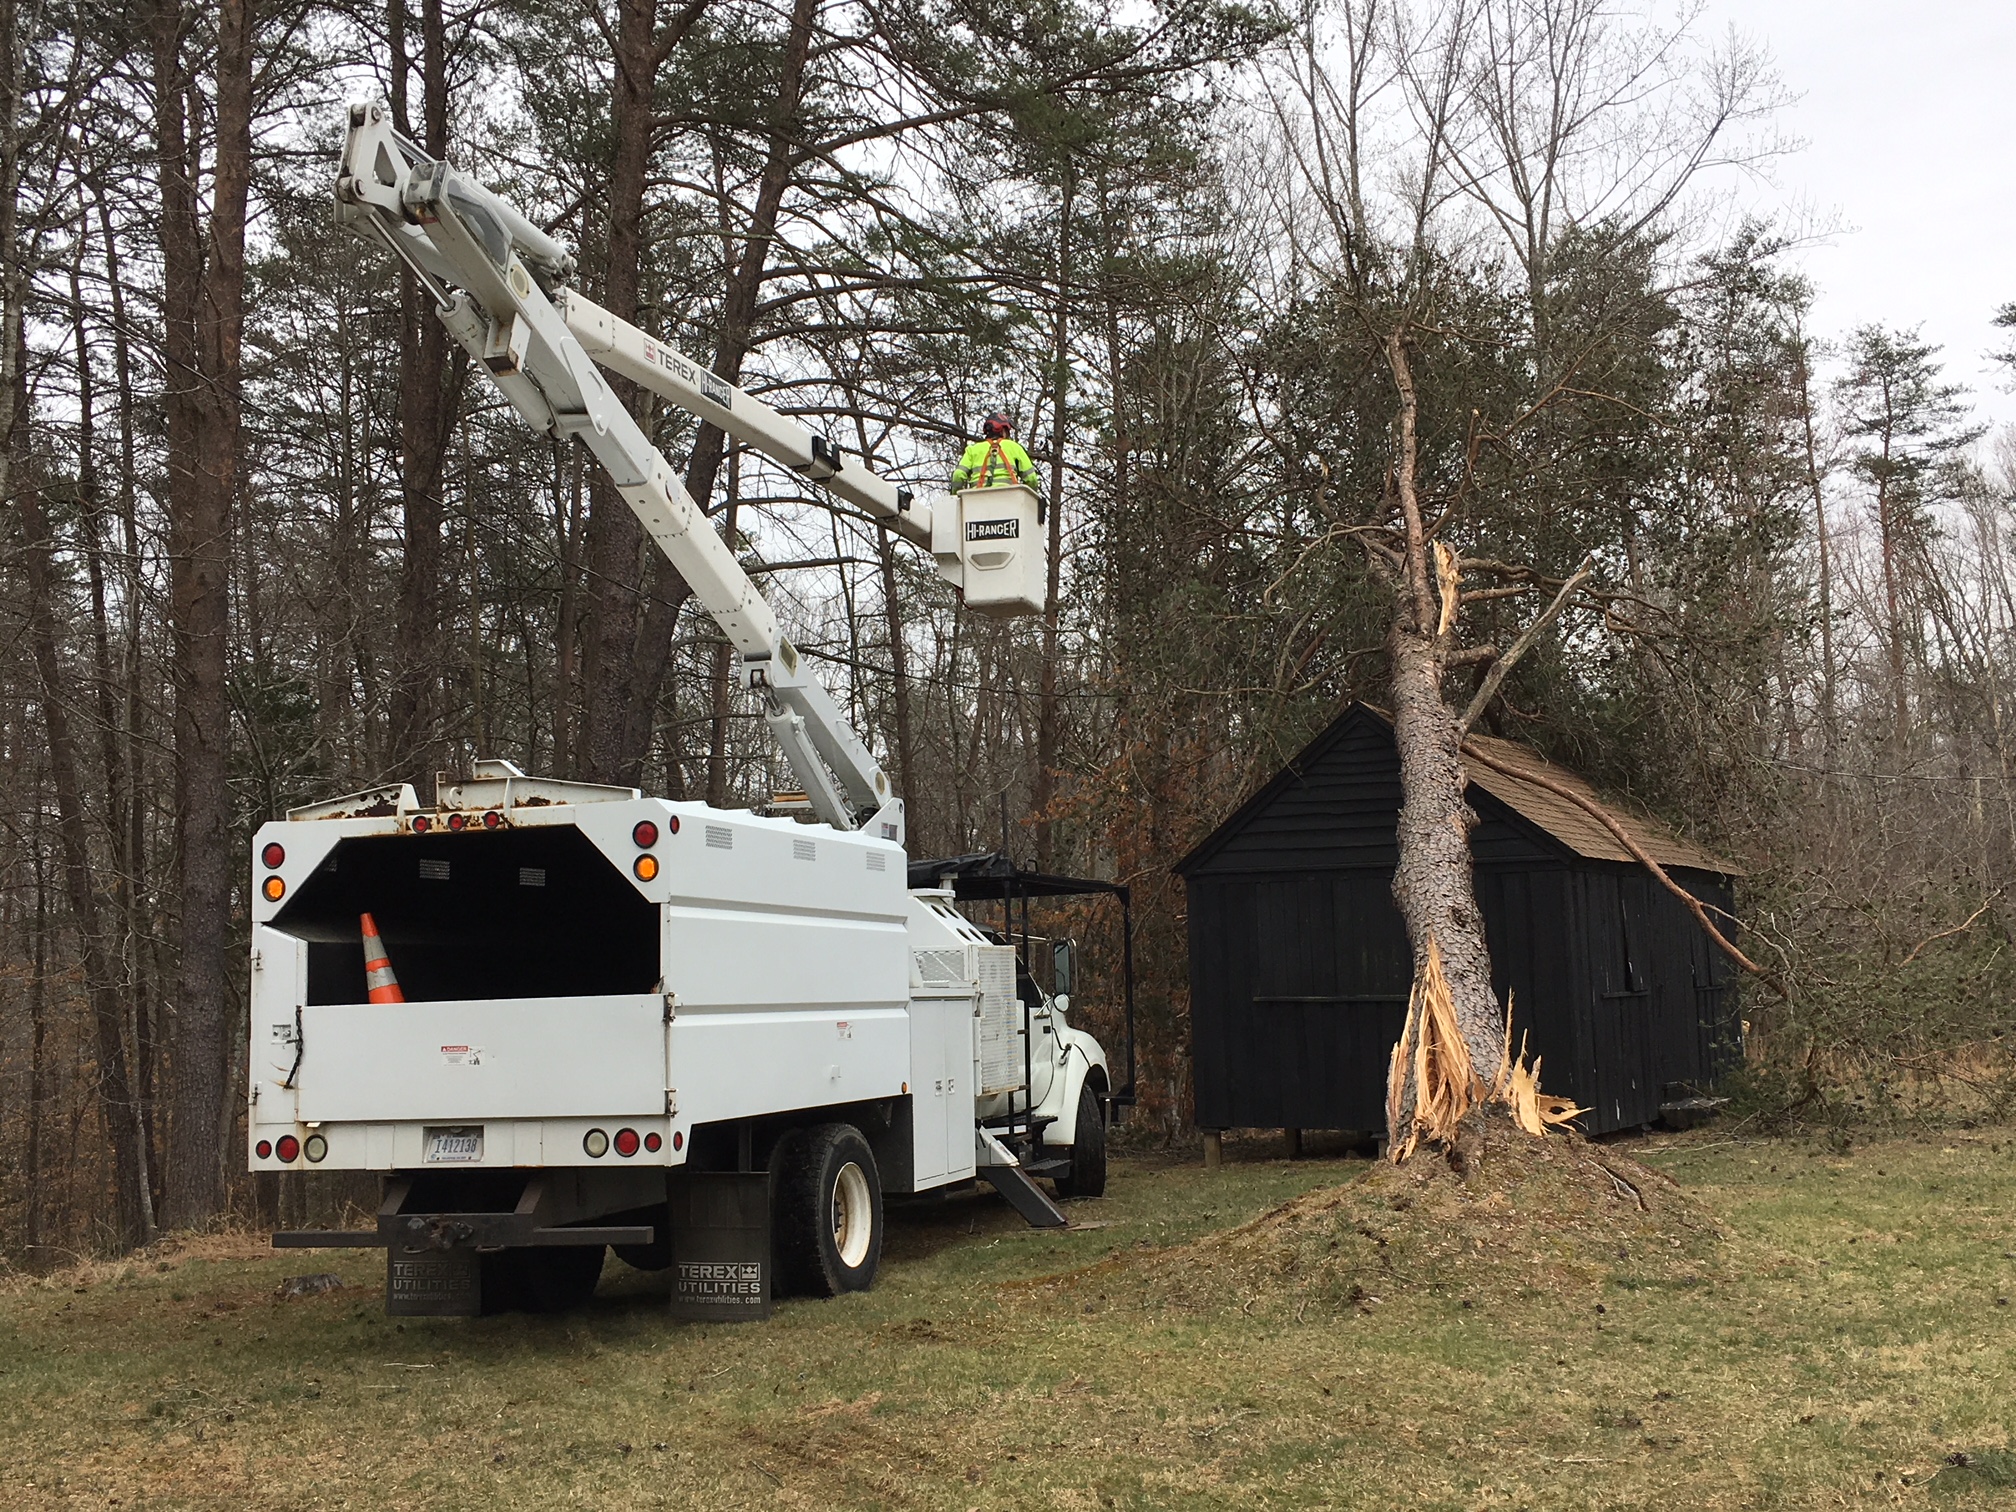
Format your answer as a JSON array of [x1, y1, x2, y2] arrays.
[[1177, 702, 1740, 877]]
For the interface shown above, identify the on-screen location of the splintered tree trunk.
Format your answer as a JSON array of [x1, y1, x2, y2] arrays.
[[1388, 628, 1503, 1065], [1382, 330, 1506, 1137]]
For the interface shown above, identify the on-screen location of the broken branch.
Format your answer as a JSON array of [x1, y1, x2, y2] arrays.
[[1897, 889, 2005, 967], [1459, 739, 1786, 998], [1457, 558, 1593, 737]]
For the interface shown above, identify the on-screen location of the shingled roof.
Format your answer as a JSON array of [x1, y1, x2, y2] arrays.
[[1452, 723, 1740, 875], [1177, 702, 1740, 878]]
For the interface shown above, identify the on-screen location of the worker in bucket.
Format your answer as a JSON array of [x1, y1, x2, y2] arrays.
[[951, 411, 1040, 491]]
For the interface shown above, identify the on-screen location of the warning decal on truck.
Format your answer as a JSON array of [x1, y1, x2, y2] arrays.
[[439, 1045, 484, 1066]]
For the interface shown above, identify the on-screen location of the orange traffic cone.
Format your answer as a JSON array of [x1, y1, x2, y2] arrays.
[[360, 912, 405, 1004]]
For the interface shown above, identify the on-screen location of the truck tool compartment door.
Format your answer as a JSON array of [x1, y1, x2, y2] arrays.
[[297, 993, 666, 1122]]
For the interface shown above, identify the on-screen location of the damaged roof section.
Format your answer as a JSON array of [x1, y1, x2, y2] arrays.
[[1178, 701, 1741, 879], [1454, 725, 1741, 876]]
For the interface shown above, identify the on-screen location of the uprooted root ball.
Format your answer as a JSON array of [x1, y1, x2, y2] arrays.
[[1033, 1123, 1726, 1321]]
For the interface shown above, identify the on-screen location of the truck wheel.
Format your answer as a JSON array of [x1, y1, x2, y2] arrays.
[[1054, 1083, 1107, 1199], [776, 1123, 882, 1298], [613, 1205, 673, 1272], [512, 1244, 605, 1313]]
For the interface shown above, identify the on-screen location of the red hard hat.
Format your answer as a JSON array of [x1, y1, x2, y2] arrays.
[[982, 411, 1012, 438]]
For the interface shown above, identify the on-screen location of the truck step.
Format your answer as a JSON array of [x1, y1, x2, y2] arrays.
[[980, 1164, 1068, 1228]]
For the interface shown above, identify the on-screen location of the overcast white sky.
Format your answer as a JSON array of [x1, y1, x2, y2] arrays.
[[1701, 0, 2016, 430]]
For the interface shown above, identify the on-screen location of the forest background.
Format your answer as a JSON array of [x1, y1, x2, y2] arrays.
[[5, 0, 2014, 1261]]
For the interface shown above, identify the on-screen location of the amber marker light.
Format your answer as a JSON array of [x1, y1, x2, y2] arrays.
[[634, 854, 660, 882], [262, 875, 286, 902]]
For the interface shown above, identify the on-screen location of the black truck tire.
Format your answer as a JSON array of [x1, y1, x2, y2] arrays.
[[775, 1123, 883, 1298], [613, 1204, 674, 1272], [506, 1243, 606, 1313], [1054, 1082, 1107, 1199]]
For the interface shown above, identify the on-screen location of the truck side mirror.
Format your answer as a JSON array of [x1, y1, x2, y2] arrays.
[[1052, 939, 1074, 998]]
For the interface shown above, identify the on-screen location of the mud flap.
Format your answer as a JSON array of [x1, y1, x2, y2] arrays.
[[387, 1246, 482, 1316], [667, 1171, 772, 1322]]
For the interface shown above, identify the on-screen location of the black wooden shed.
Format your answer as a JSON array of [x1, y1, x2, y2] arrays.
[[1176, 703, 1741, 1137]]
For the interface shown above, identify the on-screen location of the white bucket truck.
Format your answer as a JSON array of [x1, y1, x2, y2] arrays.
[[256, 108, 1129, 1316]]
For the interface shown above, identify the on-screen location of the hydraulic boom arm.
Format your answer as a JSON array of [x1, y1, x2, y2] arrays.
[[334, 104, 948, 837]]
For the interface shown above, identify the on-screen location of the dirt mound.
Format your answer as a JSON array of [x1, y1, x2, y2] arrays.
[[1053, 1125, 1724, 1319]]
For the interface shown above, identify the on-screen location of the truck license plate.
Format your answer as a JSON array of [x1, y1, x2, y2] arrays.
[[424, 1126, 483, 1164]]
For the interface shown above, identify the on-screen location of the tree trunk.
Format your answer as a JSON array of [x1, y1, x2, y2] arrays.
[[1793, 333, 1835, 759], [551, 443, 584, 770], [621, 0, 817, 780], [706, 454, 740, 806], [577, 0, 661, 784], [1032, 171, 1073, 870], [1382, 331, 1504, 1085], [96, 186, 160, 1197], [26, 838, 49, 1262], [153, 0, 252, 1229], [385, 0, 457, 787], [1876, 468, 1910, 754], [11, 342, 157, 1248], [876, 524, 921, 851]]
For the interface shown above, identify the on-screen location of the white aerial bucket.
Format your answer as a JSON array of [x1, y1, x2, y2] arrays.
[[940, 484, 1045, 616]]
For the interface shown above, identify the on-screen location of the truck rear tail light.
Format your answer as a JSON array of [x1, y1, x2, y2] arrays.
[[304, 1134, 328, 1163], [447, 812, 468, 831], [261, 842, 285, 869], [256, 1139, 272, 1159], [614, 1128, 640, 1157], [632, 820, 658, 848], [672, 1131, 684, 1151], [483, 810, 502, 829], [643, 1132, 663, 1152], [583, 1128, 609, 1158], [412, 815, 432, 833], [276, 1134, 301, 1163], [633, 855, 659, 881], [262, 876, 286, 902]]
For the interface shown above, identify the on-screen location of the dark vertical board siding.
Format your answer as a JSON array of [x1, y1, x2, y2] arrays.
[[1181, 706, 1735, 1138], [1187, 880, 1231, 1128]]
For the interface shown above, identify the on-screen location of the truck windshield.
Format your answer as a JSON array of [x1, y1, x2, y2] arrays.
[[270, 827, 657, 1004]]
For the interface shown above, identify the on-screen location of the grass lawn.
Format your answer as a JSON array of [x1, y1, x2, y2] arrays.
[[2, 1129, 2014, 1509]]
